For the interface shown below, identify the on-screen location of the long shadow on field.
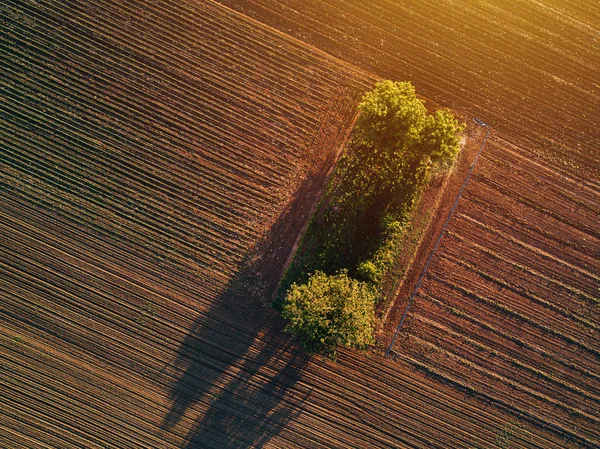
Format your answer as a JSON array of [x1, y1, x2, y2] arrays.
[[161, 175, 325, 448], [161, 279, 311, 448]]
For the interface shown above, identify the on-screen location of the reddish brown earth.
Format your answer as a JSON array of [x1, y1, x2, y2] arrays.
[[2, 0, 599, 448], [215, 0, 600, 446], [391, 136, 600, 445]]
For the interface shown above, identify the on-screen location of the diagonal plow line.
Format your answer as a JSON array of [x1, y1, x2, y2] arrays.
[[385, 119, 491, 357]]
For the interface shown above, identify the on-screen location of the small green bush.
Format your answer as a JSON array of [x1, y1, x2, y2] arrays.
[[357, 260, 380, 284], [282, 270, 375, 358]]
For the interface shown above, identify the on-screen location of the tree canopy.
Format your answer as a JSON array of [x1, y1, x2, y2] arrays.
[[338, 80, 465, 213], [282, 270, 375, 358]]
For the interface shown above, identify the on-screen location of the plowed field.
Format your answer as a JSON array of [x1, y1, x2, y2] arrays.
[[392, 137, 600, 447], [213, 0, 600, 447], [2, 0, 599, 448], [217, 0, 599, 179]]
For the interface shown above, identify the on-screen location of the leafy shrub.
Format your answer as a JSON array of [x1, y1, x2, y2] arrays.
[[282, 270, 375, 358], [357, 216, 407, 292], [357, 260, 380, 284]]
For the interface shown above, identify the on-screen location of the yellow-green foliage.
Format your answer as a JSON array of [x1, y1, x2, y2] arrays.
[[282, 270, 375, 358], [339, 80, 465, 211], [357, 217, 407, 289]]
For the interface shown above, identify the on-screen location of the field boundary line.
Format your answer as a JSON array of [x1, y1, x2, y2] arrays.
[[385, 119, 490, 357]]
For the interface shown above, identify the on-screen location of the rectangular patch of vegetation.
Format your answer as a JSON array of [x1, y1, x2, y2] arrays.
[[277, 80, 465, 357]]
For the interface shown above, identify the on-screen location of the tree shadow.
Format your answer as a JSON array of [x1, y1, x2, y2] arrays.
[[160, 172, 327, 448]]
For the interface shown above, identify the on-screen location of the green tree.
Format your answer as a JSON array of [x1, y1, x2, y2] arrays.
[[331, 81, 464, 219], [356, 80, 426, 152], [312, 81, 464, 273], [282, 270, 375, 358]]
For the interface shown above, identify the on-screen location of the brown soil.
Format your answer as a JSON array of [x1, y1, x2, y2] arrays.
[[3, 0, 599, 448]]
